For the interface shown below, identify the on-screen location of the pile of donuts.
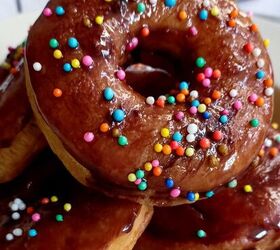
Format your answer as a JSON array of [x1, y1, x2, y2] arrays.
[[0, 0, 279, 249]]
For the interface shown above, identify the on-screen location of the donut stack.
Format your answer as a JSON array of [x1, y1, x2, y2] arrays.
[[0, 0, 279, 249]]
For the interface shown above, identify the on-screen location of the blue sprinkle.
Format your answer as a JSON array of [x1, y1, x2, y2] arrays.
[[103, 87, 114, 101], [179, 81, 189, 90], [202, 111, 211, 119], [197, 229, 207, 238], [28, 229, 38, 237], [165, 178, 174, 189], [191, 100, 200, 107], [219, 115, 228, 124], [68, 37, 79, 49], [172, 131, 183, 142], [63, 63, 72, 72], [164, 0, 176, 7], [228, 179, 238, 188], [55, 6, 65, 16], [112, 109, 125, 122], [205, 190, 214, 198], [199, 9, 208, 21], [256, 70, 265, 80], [186, 191, 195, 202]]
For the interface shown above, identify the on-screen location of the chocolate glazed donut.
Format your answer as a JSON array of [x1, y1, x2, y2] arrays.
[[135, 127, 280, 250], [25, 0, 274, 205]]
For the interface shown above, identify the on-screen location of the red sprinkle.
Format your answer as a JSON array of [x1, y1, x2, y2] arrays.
[[244, 43, 254, 53], [199, 137, 211, 149], [213, 130, 223, 141]]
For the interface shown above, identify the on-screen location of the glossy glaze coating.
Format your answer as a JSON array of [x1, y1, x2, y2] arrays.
[[0, 150, 144, 250], [26, 0, 273, 204], [135, 127, 280, 249], [0, 45, 31, 147]]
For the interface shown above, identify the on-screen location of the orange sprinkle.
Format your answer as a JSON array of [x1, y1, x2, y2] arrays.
[[230, 9, 239, 18], [140, 27, 150, 37], [178, 10, 187, 21], [204, 97, 212, 105], [212, 69, 221, 79], [181, 89, 189, 95], [250, 24, 258, 32], [264, 78, 273, 87], [255, 97, 264, 107], [156, 98, 165, 108], [269, 147, 279, 157], [176, 146, 185, 156], [153, 166, 163, 176], [176, 93, 186, 103], [162, 145, 172, 155], [100, 123, 110, 133], [258, 148, 265, 157], [212, 90, 221, 100], [53, 88, 62, 97], [228, 19, 236, 27]]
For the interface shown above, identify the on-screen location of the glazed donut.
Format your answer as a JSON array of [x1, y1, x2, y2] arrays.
[[25, 0, 274, 205], [0, 150, 153, 250], [0, 44, 45, 183], [135, 126, 280, 250]]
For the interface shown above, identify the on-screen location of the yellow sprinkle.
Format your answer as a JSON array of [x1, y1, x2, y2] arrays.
[[198, 104, 207, 113], [64, 203, 72, 212], [128, 173, 136, 182], [161, 128, 170, 138], [95, 16, 104, 25], [51, 196, 58, 202], [178, 10, 187, 21], [154, 143, 163, 153], [264, 39, 270, 48], [195, 192, 200, 201], [185, 147, 195, 157], [244, 185, 253, 193], [272, 122, 279, 129], [211, 6, 220, 16], [53, 49, 63, 59], [144, 162, 153, 171], [71, 59, 80, 68]]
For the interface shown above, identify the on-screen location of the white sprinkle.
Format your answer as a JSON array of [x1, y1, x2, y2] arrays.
[[146, 96, 155, 105], [10, 203, 19, 211], [257, 59, 265, 68], [158, 95, 166, 101], [253, 48, 261, 57], [13, 228, 23, 237], [203, 0, 210, 7], [18, 203, 26, 211], [13, 198, 23, 205], [229, 89, 238, 98], [5, 233, 14, 241], [33, 62, 42, 72], [264, 138, 272, 147], [149, 0, 157, 5], [11, 212, 20, 220], [186, 134, 196, 143], [190, 90, 198, 99], [264, 87, 274, 97], [187, 123, 198, 134]]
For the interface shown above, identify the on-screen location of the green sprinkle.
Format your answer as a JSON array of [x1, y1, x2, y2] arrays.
[[196, 57, 206, 68], [56, 214, 64, 222], [275, 135, 280, 143], [137, 2, 146, 13], [118, 135, 128, 146], [197, 229, 207, 238], [138, 181, 147, 191], [167, 96, 176, 104], [250, 118, 259, 127], [49, 38, 59, 49], [228, 179, 237, 188], [135, 169, 145, 179]]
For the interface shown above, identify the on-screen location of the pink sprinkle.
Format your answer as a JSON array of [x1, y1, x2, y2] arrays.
[[175, 111, 184, 121], [189, 26, 198, 36], [202, 78, 211, 88], [32, 213, 41, 222], [170, 141, 179, 150], [116, 69, 126, 80], [233, 100, 242, 110], [43, 8, 52, 17], [221, 109, 229, 115], [134, 179, 142, 185], [131, 37, 139, 47], [248, 93, 258, 103], [83, 132, 94, 142], [82, 55, 93, 67], [189, 106, 198, 115], [170, 188, 181, 198], [204, 67, 213, 78], [152, 159, 159, 167]]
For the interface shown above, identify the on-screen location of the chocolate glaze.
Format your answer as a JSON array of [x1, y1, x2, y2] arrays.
[[135, 127, 280, 249], [0, 45, 31, 147], [26, 0, 273, 204], [0, 150, 142, 250]]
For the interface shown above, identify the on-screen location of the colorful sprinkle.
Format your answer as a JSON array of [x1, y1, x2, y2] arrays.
[[95, 16, 104, 25], [199, 9, 208, 21], [172, 131, 183, 142], [146, 96, 155, 105], [219, 115, 228, 124], [244, 184, 253, 193], [144, 162, 153, 171], [33, 62, 42, 72], [53, 49, 63, 59], [256, 70, 265, 79], [32, 213, 41, 222], [185, 147, 195, 157], [128, 173, 137, 182], [137, 2, 146, 13], [103, 87, 115, 101], [112, 109, 125, 122], [154, 143, 163, 153], [55, 6, 65, 16], [82, 55, 93, 67], [49, 38, 59, 49], [170, 188, 181, 198], [186, 191, 195, 202], [206, 191, 215, 198], [28, 229, 38, 237], [43, 8, 52, 17], [165, 0, 176, 8], [71, 59, 80, 68], [118, 135, 128, 146], [197, 229, 207, 238], [56, 214, 64, 222], [68, 37, 79, 49], [83, 132, 94, 142], [161, 128, 170, 138], [63, 63, 72, 72], [138, 181, 147, 191], [53, 88, 62, 97], [250, 118, 259, 127], [199, 138, 210, 149], [116, 69, 126, 80], [196, 57, 206, 68], [165, 178, 174, 189], [228, 179, 237, 188], [211, 6, 220, 16], [100, 123, 110, 133], [64, 203, 72, 212]]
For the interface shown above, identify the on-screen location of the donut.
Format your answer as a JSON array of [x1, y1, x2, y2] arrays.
[[0, 44, 46, 183], [25, 0, 274, 205], [0, 150, 153, 250], [135, 126, 280, 250]]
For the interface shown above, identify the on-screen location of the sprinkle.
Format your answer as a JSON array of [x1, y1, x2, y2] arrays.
[[154, 143, 163, 153], [202, 0, 210, 7], [212, 90, 221, 100], [100, 123, 110, 133], [138, 181, 147, 191], [152, 160, 159, 167], [230, 9, 239, 18], [128, 173, 137, 182], [198, 104, 207, 113], [264, 138, 272, 147], [269, 147, 279, 157], [257, 59, 265, 68], [185, 147, 195, 157], [204, 67, 213, 78], [64, 203, 72, 212], [135, 179, 142, 185], [176, 93, 185, 103], [83, 17, 92, 27], [233, 100, 242, 110], [228, 179, 238, 188], [118, 135, 128, 146], [11, 212, 20, 220], [199, 138, 210, 149], [53, 88, 62, 97], [53, 49, 63, 59], [13, 228, 23, 237], [167, 96, 176, 104], [172, 132, 183, 142], [28, 229, 38, 237], [264, 78, 273, 87], [251, 24, 258, 32], [196, 73, 205, 82], [190, 90, 199, 99], [71, 59, 80, 68], [209, 155, 220, 168], [146, 96, 155, 105], [153, 166, 162, 176], [165, 0, 176, 7], [55, 6, 65, 16], [212, 69, 221, 79], [229, 89, 238, 98], [219, 115, 228, 124], [197, 229, 207, 238], [228, 19, 236, 27], [189, 106, 197, 115], [186, 134, 196, 143], [6, 233, 14, 241], [162, 145, 172, 155], [250, 118, 259, 127], [41, 198, 49, 204], [170, 141, 179, 150], [244, 43, 254, 53], [112, 128, 120, 137], [199, 9, 208, 21], [49, 38, 59, 49], [256, 70, 265, 79], [83, 132, 94, 142], [253, 48, 261, 57], [187, 123, 198, 134], [213, 130, 223, 141], [206, 191, 215, 198], [189, 26, 198, 36], [95, 16, 104, 25], [161, 128, 170, 138], [165, 178, 174, 188], [178, 10, 187, 20], [135, 170, 144, 179], [144, 162, 153, 171], [137, 2, 146, 13], [33, 62, 42, 71], [263, 39, 270, 48], [43, 8, 52, 16], [264, 87, 274, 97], [68, 37, 79, 49], [244, 185, 253, 193], [217, 144, 228, 155], [149, 0, 157, 5], [31, 213, 41, 222], [196, 57, 206, 68], [10, 203, 19, 211], [116, 69, 126, 80], [140, 26, 150, 37], [51, 196, 58, 202], [112, 109, 125, 122], [170, 188, 181, 198], [56, 214, 64, 222], [255, 97, 264, 107], [186, 191, 195, 202], [248, 93, 258, 103], [202, 78, 211, 88], [211, 6, 220, 16], [63, 63, 72, 72], [82, 55, 93, 67], [176, 146, 184, 156], [175, 111, 184, 121], [103, 87, 115, 101]]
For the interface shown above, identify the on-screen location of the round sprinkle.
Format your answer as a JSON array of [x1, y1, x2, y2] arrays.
[[202, 111, 211, 119], [49, 38, 59, 49], [33, 62, 42, 72], [165, 0, 176, 7], [269, 147, 279, 157], [218, 144, 229, 156], [68, 37, 79, 49], [64, 203, 72, 212], [248, 93, 258, 103], [219, 115, 228, 124], [95, 16, 104, 25], [197, 229, 207, 238], [170, 188, 181, 198], [175, 111, 184, 121], [196, 57, 206, 68], [172, 131, 183, 142], [83, 132, 94, 142], [212, 69, 221, 79], [186, 191, 195, 202], [153, 166, 162, 176], [135, 179, 142, 185], [11, 203, 19, 211], [167, 95, 176, 104], [244, 185, 253, 193], [140, 27, 150, 37], [228, 179, 238, 188], [6, 233, 14, 241], [257, 59, 265, 68], [53, 49, 63, 59], [233, 100, 242, 110], [100, 123, 110, 133], [264, 138, 272, 147], [244, 43, 254, 53], [56, 214, 64, 222], [165, 178, 174, 189], [264, 78, 273, 87], [112, 128, 120, 137], [264, 39, 270, 48], [203, 0, 210, 7], [213, 130, 223, 141], [82, 55, 93, 67], [189, 26, 198, 36], [71, 59, 80, 68], [256, 70, 265, 79], [189, 106, 197, 115], [186, 134, 196, 143], [138, 181, 147, 191], [144, 162, 153, 171], [28, 229, 38, 238], [191, 100, 200, 107], [51, 196, 58, 202], [53, 88, 62, 97], [178, 10, 187, 20], [229, 89, 238, 98], [198, 104, 207, 113], [199, 138, 211, 149], [146, 96, 155, 105], [43, 8, 52, 17], [250, 119, 259, 127], [161, 128, 170, 138], [199, 9, 208, 21], [11, 212, 20, 220], [116, 69, 126, 80], [185, 147, 195, 157], [150, 0, 157, 5], [264, 87, 274, 97], [204, 67, 213, 78], [32, 213, 41, 222], [187, 123, 198, 134], [190, 90, 199, 98], [255, 97, 264, 107], [103, 87, 114, 101], [63, 63, 72, 72], [211, 6, 220, 16], [128, 173, 137, 182], [154, 143, 163, 153], [118, 135, 128, 146], [55, 6, 65, 16], [162, 145, 172, 155], [137, 2, 146, 13], [206, 191, 215, 198], [112, 109, 125, 122], [13, 228, 23, 237], [152, 160, 159, 167], [253, 48, 261, 57]]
